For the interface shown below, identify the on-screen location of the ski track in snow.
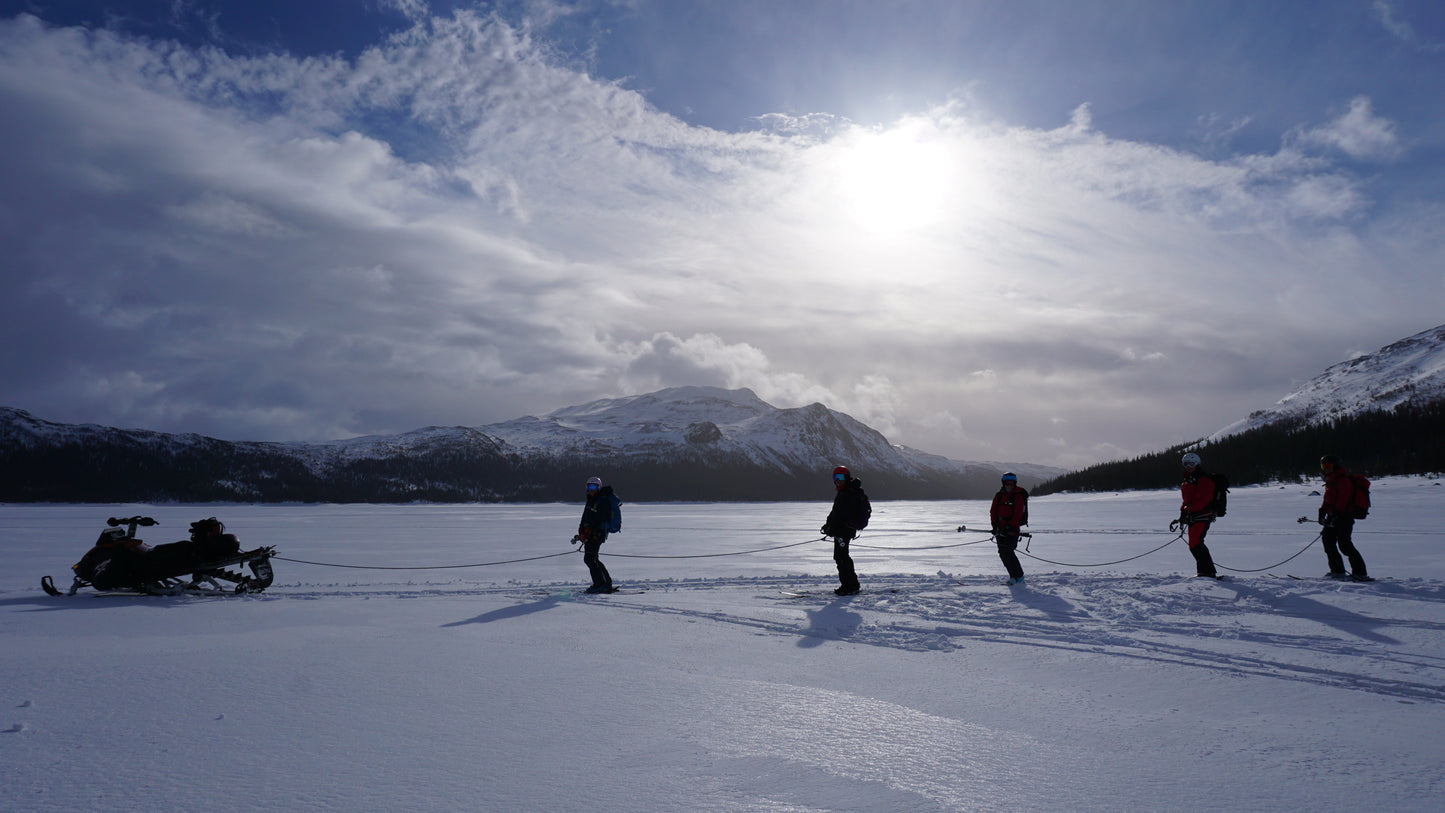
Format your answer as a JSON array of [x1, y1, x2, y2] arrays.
[[76, 568, 1445, 705], [567, 573, 1445, 703]]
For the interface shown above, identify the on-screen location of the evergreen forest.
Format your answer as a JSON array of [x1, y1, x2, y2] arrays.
[[1033, 400, 1445, 495]]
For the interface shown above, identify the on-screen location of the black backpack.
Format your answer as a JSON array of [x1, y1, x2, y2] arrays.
[[855, 491, 872, 529], [1210, 472, 1229, 517]]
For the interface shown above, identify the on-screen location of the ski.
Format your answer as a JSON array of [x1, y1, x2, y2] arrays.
[[780, 587, 898, 597], [1287, 574, 1379, 583]]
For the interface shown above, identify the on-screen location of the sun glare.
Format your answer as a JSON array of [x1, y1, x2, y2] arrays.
[[838, 125, 952, 234]]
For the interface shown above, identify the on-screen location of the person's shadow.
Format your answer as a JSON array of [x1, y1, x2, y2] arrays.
[[797, 599, 863, 648], [442, 596, 561, 628], [1009, 587, 1089, 623]]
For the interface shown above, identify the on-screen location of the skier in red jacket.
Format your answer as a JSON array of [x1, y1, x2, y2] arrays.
[[989, 472, 1028, 586], [1173, 452, 1219, 579], [1318, 455, 1370, 581]]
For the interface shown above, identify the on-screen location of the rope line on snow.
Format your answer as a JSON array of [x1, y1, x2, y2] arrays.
[[1216, 533, 1322, 574], [602, 537, 825, 559], [269, 525, 1328, 573], [271, 550, 578, 570], [272, 536, 828, 568], [851, 529, 996, 551], [1019, 532, 1184, 568]]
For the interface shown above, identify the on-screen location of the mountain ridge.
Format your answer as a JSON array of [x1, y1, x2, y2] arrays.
[[1034, 323, 1445, 495], [1208, 323, 1445, 441], [0, 386, 1061, 502]]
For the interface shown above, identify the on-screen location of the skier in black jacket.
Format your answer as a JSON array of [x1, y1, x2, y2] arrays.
[[821, 465, 871, 596], [572, 476, 618, 593]]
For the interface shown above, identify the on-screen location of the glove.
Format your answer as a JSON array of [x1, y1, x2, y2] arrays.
[[1317, 507, 1329, 526], [1169, 518, 1181, 533]]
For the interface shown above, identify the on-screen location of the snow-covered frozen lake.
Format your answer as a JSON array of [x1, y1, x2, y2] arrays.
[[3, 478, 1444, 811]]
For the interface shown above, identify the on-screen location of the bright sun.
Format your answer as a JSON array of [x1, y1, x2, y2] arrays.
[[838, 125, 952, 234]]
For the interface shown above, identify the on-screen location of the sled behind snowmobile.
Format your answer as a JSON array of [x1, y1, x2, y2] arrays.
[[41, 516, 278, 597]]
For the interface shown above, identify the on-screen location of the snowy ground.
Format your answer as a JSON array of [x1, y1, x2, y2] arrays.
[[3, 478, 1444, 812]]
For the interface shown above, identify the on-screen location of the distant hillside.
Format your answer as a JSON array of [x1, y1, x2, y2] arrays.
[[0, 386, 1060, 502], [1034, 400, 1445, 495], [1209, 323, 1445, 440], [1036, 325, 1445, 495]]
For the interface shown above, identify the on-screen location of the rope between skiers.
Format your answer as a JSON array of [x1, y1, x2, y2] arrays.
[[270, 550, 579, 570], [1018, 531, 1183, 568], [603, 536, 824, 559], [1215, 533, 1322, 574], [270, 526, 1326, 572], [851, 529, 996, 551]]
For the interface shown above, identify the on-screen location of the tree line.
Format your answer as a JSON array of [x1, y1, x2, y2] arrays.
[[1033, 400, 1445, 496]]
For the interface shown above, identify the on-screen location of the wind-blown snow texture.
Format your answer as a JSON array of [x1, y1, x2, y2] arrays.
[[4, 480, 1444, 812], [1210, 323, 1445, 440]]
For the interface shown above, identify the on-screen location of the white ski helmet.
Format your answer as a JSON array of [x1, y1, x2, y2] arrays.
[[585, 476, 602, 490], [1181, 452, 1201, 468]]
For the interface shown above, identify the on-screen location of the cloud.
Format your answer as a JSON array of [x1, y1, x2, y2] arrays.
[[620, 332, 835, 411], [379, 0, 431, 24], [1291, 96, 1403, 162], [1374, 1, 1413, 39], [1373, 1, 1445, 52], [0, 11, 1441, 468]]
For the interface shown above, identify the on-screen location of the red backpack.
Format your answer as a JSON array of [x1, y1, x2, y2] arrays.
[[1348, 474, 1371, 520]]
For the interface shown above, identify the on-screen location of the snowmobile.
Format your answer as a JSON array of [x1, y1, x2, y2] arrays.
[[41, 516, 277, 596]]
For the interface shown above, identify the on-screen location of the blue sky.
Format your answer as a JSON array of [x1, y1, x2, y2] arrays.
[[1, 0, 1443, 469]]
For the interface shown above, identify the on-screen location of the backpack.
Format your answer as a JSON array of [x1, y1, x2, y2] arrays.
[[854, 490, 872, 530], [1209, 472, 1229, 518], [1348, 474, 1371, 520], [606, 493, 623, 533]]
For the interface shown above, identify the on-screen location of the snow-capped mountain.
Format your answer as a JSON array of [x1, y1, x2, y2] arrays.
[[0, 386, 1060, 502], [1207, 323, 1445, 441], [502, 385, 1060, 481]]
